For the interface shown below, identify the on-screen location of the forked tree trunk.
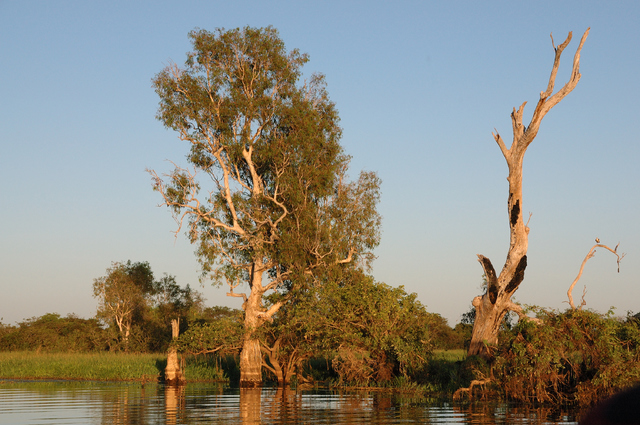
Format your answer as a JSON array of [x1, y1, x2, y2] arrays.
[[468, 29, 589, 359], [262, 338, 301, 387]]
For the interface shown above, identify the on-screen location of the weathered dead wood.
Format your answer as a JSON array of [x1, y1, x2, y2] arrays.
[[469, 28, 590, 359], [567, 241, 625, 310], [453, 371, 493, 401]]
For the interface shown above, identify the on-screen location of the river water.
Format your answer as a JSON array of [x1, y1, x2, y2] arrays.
[[0, 380, 586, 424]]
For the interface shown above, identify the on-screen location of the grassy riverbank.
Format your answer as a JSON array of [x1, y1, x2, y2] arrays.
[[0, 352, 228, 382], [0, 350, 467, 387]]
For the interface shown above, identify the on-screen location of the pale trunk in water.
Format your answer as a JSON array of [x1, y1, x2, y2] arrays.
[[240, 337, 263, 387]]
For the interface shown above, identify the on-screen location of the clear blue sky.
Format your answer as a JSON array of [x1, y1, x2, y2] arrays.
[[1, 1, 638, 326]]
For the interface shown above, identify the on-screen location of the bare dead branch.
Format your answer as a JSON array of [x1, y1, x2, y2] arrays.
[[505, 300, 543, 324], [492, 130, 511, 161], [579, 285, 588, 310], [567, 241, 625, 309]]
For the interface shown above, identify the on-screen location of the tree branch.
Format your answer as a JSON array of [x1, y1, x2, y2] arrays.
[[505, 300, 542, 324], [527, 28, 590, 144]]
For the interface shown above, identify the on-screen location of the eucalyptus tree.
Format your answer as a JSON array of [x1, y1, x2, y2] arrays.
[[149, 26, 381, 386], [469, 29, 589, 359]]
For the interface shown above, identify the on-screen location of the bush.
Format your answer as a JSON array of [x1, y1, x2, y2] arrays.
[[0, 314, 109, 352], [494, 308, 640, 405]]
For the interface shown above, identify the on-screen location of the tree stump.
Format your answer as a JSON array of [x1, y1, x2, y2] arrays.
[[165, 319, 186, 385]]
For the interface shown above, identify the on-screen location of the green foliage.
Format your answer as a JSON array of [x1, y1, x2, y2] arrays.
[[0, 314, 108, 352], [261, 271, 433, 385], [181, 354, 231, 382], [423, 355, 488, 394], [174, 308, 243, 356], [427, 314, 465, 350], [494, 308, 640, 405], [453, 323, 473, 350], [152, 26, 365, 284], [150, 25, 380, 302]]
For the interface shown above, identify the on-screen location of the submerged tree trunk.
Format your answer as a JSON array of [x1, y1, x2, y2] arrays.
[[469, 29, 589, 359], [240, 337, 263, 387]]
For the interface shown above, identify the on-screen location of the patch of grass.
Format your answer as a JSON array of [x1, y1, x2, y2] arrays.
[[423, 355, 488, 395], [432, 349, 466, 362], [183, 354, 233, 382], [0, 352, 162, 381], [0, 352, 230, 382]]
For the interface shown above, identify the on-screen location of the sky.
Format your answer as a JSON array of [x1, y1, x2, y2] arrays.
[[1, 1, 639, 327]]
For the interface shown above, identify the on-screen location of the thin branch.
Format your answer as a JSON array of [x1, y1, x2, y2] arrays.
[[492, 130, 511, 161]]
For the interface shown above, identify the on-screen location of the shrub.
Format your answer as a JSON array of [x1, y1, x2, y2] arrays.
[[494, 308, 640, 405]]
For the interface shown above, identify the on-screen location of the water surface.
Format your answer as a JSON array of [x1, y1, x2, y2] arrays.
[[0, 380, 584, 424]]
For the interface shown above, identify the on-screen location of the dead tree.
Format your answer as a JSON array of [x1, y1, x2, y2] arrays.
[[469, 29, 590, 359]]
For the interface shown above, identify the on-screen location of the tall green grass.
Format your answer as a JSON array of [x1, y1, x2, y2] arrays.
[[0, 352, 227, 382]]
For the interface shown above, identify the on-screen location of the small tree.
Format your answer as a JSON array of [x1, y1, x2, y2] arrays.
[[149, 26, 381, 386], [93, 262, 149, 349], [469, 29, 589, 359]]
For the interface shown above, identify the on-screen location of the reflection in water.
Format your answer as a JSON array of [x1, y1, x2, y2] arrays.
[[0, 380, 585, 424], [165, 385, 185, 425], [240, 388, 261, 424]]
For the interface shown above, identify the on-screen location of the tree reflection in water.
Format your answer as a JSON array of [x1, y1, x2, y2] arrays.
[[239, 388, 261, 424], [0, 381, 586, 424], [165, 385, 185, 425]]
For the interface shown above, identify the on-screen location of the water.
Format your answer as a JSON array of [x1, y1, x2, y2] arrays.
[[0, 380, 584, 424]]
